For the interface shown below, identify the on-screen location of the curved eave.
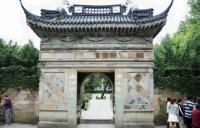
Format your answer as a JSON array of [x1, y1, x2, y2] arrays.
[[26, 18, 167, 38], [20, 0, 173, 38]]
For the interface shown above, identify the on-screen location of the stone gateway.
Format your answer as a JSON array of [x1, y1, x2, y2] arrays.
[[20, 0, 173, 127]]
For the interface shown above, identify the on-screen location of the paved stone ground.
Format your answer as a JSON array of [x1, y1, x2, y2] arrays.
[[0, 123, 37, 128], [81, 94, 113, 120], [0, 123, 165, 128]]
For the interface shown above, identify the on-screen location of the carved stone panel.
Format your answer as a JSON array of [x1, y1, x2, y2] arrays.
[[125, 73, 151, 110], [40, 72, 65, 110]]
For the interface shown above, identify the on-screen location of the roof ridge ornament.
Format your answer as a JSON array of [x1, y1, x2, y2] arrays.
[[124, 0, 138, 15], [57, 0, 73, 15]]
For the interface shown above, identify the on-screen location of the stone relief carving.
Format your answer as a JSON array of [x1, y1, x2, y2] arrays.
[[87, 33, 105, 42], [115, 33, 134, 42], [60, 34, 74, 42], [41, 72, 65, 109], [143, 37, 153, 42], [125, 73, 150, 110], [41, 38, 49, 43], [52, 32, 153, 44]]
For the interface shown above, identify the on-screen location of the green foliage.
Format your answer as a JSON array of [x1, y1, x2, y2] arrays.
[[154, 0, 200, 96], [91, 89, 112, 93], [83, 73, 112, 93], [154, 103, 168, 125], [81, 93, 91, 110], [0, 39, 40, 94]]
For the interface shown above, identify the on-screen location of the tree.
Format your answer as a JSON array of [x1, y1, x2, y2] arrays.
[[100, 78, 110, 99], [0, 39, 40, 95], [82, 73, 112, 99], [153, 0, 200, 96]]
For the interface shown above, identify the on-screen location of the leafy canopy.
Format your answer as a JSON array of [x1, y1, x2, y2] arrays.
[[154, 0, 200, 96], [0, 39, 40, 94]]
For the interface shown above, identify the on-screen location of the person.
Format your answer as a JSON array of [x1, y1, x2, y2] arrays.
[[2, 95, 12, 126], [178, 99, 184, 128], [192, 99, 200, 128], [166, 97, 171, 128], [193, 98, 198, 109], [167, 98, 171, 113], [183, 96, 195, 128], [168, 99, 179, 128]]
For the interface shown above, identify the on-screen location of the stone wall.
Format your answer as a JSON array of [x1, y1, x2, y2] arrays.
[[1, 88, 182, 124], [154, 88, 183, 114], [1, 89, 39, 124]]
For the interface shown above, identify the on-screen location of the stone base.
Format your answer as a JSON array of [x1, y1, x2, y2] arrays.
[[123, 123, 155, 128], [38, 121, 68, 128]]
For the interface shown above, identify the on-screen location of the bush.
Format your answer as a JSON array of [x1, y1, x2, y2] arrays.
[[0, 40, 39, 94], [154, 103, 168, 126], [81, 94, 91, 110]]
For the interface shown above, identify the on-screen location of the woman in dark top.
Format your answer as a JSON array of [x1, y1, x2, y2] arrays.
[[3, 95, 12, 126]]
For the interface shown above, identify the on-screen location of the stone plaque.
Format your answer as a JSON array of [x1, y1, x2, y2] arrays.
[[125, 73, 151, 110], [40, 72, 65, 110]]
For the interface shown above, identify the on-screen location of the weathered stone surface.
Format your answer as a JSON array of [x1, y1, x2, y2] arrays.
[[2, 89, 38, 124], [40, 50, 152, 62], [37, 25, 155, 128], [39, 111, 68, 122], [123, 111, 154, 123], [38, 121, 68, 128], [115, 70, 125, 128], [123, 123, 155, 128], [20, 1, 173, 125], [39, 72, 66, 110], [67, 69, 78, 128], [125, 72, 152, 110]]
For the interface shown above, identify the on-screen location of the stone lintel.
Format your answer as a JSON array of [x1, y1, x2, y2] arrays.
[[39, 62, 154, 68], [39, 50, 153, 62], [39, 59, 153, 62]]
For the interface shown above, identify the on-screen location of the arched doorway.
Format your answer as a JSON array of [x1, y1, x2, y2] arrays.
[[77, 72, 115, 124]]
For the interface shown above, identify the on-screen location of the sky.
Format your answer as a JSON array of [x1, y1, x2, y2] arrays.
[[0, 0, 189, 48]]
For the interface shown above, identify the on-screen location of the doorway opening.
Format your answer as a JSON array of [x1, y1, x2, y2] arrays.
[[77, 72, 115, 124]]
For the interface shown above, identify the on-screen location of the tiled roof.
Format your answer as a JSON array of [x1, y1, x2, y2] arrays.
[[19, 0, 173, 38]]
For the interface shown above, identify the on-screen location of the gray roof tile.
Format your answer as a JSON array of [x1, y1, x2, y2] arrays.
[[19, 0, 173, 38]]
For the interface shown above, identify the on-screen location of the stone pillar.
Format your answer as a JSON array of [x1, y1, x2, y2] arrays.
[[67, 69, 77, 128], [115, 69, 124, 128], [37, 69, 68, 128]]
